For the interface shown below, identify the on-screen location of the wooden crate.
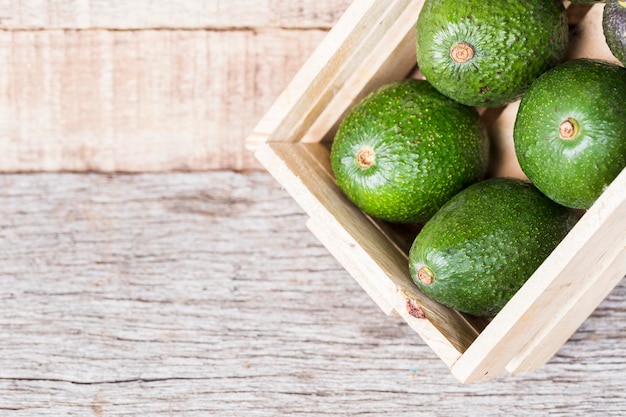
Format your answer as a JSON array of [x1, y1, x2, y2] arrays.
[[245, 0, 626, 383]]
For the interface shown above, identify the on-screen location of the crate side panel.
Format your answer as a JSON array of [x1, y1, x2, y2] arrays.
[[484, 101, 527, 180], [246, 0, 380, 147], [308, 216, 466, 367], [270, 0, 422, 146], [300, 143, 491, 336], [246, 0, 424, 149], [256, 142, 486, 355], [302, 1, 422, 143], [305, 216, 397, 315], [451, 168, 626, 383], [507, 246, 626, 374], [506, 172, 626, 374]]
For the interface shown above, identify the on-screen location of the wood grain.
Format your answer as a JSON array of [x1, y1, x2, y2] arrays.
[[0, 0, 352, 29], [0, 171, 625, 415], [0, 28, 327, 172]]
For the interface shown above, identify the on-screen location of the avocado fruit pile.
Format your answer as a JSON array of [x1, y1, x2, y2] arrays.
[[330, 0, 626, 317]]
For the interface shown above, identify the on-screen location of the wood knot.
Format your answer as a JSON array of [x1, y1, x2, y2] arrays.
[[406, 299, 426, 319]]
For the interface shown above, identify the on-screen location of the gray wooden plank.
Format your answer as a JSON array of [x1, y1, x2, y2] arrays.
[[0, 171, 624, 416]]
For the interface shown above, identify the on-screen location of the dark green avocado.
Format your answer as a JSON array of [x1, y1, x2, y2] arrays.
[[513, 58, 626, 209], [415, 0, 568, 107], [330, 79, 489, 224], [408, 178, 576, 317], [603, 0, 626, 65]]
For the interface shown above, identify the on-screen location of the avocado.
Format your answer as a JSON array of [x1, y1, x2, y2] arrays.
[[603, 0, 626, 65], [415, 0, 569, 107], [408, 178, 575, 317], [513, 58, 626, 209], [330, 79, 489, 224]]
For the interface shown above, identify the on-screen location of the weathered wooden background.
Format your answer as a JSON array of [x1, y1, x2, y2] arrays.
[[1, 171, 626, 416], [0, 0, 351, 172]]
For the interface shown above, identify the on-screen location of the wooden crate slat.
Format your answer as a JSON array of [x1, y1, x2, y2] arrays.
[[507, 243, 626, 374], [506, 171, 626, 374], [484, 101, 527, 179], [304, 216, 398, 315], [450, 168, 626, 383], [247, 0, 423, 149], [254, 141, 407, 313], [253, 142, 486, 357], [299, 141, 493, 335], [271, 149, 467, 367], [0, 0, 351, 30], [302, 1, 423, 144]]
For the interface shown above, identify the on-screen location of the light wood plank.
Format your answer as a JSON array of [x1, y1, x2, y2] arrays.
[[254, 141, 487, 367], [246, 0, 424, 150], [0, 29, 326, 172], [1, 171, 626, 415], [566, 3, 621, 64], [0, 0, 351, 29], [451, 168, 626, 383], [301, 1, 422, 143], [506, 170, 626, 374]]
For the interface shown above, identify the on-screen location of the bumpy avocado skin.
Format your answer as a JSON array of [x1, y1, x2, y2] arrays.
[[330, 79, 489, 224], [408, 178, 575, 317], [415, 0, 568, 107], [603, 0, 626, 65], [514, 59, 626, 209]]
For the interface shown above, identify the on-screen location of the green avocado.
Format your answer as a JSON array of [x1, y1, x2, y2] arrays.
[[603, 0, 626, 65], [330, 79, 489, 224], [513, 58, 626, 209], [408, 178, 576, 317], [415, 0, 568, 107]]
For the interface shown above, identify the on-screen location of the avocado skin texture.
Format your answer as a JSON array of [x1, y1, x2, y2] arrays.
[[415, 0, 568, 107], [603, 0, 626, 65], [330, 79, 489, 224], [408, 178, 575, 317], [514, 59, 626, 209]]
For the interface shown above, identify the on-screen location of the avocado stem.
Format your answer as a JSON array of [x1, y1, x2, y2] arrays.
[[357, 148, 375, 169], [559, 118, 579, 140], [450, 42, 475, 64], [418, 267, 434, 285]]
